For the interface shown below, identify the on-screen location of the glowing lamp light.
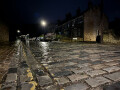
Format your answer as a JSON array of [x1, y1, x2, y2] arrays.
[[73, 38, 77, 40], [17, 30, 20, 33], [40, 20, 47, 27]]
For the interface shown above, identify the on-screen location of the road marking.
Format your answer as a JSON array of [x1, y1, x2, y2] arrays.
[[27, 68, 33, 81], [29, 81, 37, 90]]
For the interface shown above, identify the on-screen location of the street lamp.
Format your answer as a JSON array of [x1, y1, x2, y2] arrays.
[[40, 20, 47, 41], [17, 30, 20, 33], [17, 30, 21, 40], [40, 20, 47, 27]]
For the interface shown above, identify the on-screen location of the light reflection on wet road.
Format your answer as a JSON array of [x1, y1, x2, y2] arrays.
[[26, 41, 120, 90]]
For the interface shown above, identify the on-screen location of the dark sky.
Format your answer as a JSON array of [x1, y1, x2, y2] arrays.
[[0, 0, 120, 24]]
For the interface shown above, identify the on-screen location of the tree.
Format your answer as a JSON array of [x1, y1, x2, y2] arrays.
[[110, 18, 120, 39], [65, 12, 72, 21], [57, 19, 62, 26], [88, 0, 93, 9], [76, 7, 81, 17]]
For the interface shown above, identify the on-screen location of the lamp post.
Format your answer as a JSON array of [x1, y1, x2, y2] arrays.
[[17, 30, 21, 39], [40, 20, 47, 41]]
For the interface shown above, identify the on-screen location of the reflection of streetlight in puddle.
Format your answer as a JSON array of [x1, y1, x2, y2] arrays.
[[40, 42, 49, 59], [15, 39, 20, 47], [40, 20, 47, 40], [26, 40, 30, 47]]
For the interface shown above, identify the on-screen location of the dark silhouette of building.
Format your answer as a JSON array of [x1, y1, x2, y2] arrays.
[[0, 24, 9, 42], [56, 0, 108, 42]]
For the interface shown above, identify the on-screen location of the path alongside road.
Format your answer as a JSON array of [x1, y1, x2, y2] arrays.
[[1, 40, 38, 90], [0, 42, 15, 89]]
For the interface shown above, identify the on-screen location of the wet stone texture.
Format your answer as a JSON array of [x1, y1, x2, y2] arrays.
[[34, 69, 45, 76], [86, 70, 106, 77], [68, 73, 88, 82], [64, 83, 88, 90], [24, 41, 120, 89], [56, 77, 70, 85], [103, 66, 120, 73], [0, 43, 14, 89], [104, 72, 120, 81], [37, 75, 53, 86], [103, 82, 120, 90], [21, 83, 33, 90], [5, 73, 17, 83], [2, 83, 17, 90], [43, 85, 59, 90], [20, 75, 31, 83], [20, 61, 28, 68], [8, 68, 17, 73], [53, 70, 73, 77], [85, 76, 111, 87]]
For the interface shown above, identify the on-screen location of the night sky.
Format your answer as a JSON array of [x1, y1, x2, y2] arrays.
[[0, 0, 120, 24], [0, 0, 120, 41]]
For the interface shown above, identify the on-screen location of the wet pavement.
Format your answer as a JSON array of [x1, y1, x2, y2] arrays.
[[24, 41, 120, 90], [0, 42, 14, 88], [1, 40, 38, 90], [1, 41, 120, 90]]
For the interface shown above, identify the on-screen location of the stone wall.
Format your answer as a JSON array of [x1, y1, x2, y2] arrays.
[[84, 6, 108, 42], [0, 24, 9, 42], [103, 30, 120, 44]]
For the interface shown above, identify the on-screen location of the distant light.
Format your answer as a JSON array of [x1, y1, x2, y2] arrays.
[[40, 20, 47, 27], [73, 38, 77, 40], [17, 30, 20, 33]]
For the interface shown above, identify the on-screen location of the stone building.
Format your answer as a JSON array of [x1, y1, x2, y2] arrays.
[[56, 0, 109, 42], [0, 24, 9, 42]]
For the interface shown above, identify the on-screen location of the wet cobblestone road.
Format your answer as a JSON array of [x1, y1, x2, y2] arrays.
[[2, 41, 120, 90], [26, 41, 120, 90]]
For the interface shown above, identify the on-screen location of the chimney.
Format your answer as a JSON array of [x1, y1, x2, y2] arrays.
[[88, 0, 93, 9]]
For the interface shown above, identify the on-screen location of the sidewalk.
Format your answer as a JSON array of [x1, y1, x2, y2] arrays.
[[1, 41, 38, 90], [0, 42, 14, 88]]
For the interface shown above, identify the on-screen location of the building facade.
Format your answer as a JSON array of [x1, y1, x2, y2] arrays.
[[55, 1, 109, 42], [0, 24, 9, 42]]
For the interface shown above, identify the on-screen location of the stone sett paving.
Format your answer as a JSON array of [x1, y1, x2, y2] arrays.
[[27, 41, 120, 90], [1, 40, 38, 90], [0, 42, 14, 89]]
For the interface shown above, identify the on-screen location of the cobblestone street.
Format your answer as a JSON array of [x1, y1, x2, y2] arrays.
[[1, 0, 120, 89], [25, 41, 120, 90], [1, 41, 120, 90]]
